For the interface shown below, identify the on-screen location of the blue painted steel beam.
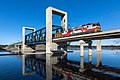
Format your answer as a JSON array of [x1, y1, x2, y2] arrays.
[[25, 25, 62, 45]]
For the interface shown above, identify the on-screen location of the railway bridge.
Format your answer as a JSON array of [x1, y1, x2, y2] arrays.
[[22, 7, 120, 57]]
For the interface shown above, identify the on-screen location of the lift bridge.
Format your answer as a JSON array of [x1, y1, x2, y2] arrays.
[[25, 25, 63, 45], [22, 7, 120, 56]]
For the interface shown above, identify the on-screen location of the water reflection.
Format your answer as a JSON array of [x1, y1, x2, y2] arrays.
[[21, 51, 120, 80], [22, 55, 35, 76], [96, 51, 102, 67], [22, 54, 46, 78], [88, 55, 92, 64], [46, 53, 52, 80], [79, 56, 84, 72]]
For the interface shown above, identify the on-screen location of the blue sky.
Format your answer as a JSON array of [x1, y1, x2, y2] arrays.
[[0, 0, 120, 45]]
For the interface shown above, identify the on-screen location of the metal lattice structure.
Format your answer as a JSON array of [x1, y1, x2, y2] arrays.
[[25, 25, 63, 45]]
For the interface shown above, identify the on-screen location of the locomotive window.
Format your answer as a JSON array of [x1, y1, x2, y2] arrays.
[[93, 24, 96, 26], [97, 23, 100, 26]]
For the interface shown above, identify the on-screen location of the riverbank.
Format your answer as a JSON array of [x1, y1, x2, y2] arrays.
[[0, 47, 7, 52]]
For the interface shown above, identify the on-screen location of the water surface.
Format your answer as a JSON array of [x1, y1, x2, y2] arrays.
[[0, 49, 120, 80]]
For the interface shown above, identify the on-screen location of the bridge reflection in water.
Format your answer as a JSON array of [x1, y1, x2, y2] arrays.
[[22, 51, 120, 80]]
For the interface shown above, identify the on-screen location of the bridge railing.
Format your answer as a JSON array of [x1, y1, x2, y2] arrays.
[[25, 25, 63, 45]]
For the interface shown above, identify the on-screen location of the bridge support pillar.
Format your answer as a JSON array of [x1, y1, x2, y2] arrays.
[[96, 40, 102, 52], [79, 56, 85, 72], [88, 40, 92, 56], [46, 7, 52, 54], [80, 40, 85, 56]]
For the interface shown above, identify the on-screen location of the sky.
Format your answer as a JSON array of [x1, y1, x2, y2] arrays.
[[0, 0, 120, 45]]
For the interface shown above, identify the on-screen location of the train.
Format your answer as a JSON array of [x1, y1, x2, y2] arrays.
[[54, 22, 102, 38]]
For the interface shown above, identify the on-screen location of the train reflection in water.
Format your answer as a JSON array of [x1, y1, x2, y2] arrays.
[[22, 52, 120, 80]]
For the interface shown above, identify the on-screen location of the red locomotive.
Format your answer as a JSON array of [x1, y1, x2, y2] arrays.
[[54, 22, 101, 38]]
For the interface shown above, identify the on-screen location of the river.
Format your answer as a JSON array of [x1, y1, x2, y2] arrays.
[[0, 49, 120, 80]]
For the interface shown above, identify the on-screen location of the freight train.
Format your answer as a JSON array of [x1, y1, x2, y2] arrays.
[[54, 22, 101, 38]]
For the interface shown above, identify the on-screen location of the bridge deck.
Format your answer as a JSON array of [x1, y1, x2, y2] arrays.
[[53, 29, 120, 42]]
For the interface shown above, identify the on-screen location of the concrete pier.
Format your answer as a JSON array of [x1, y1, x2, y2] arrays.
[[88, 40, 92, 56], [96, 40, 102, 52], [80, 40, 85, 56], [46, 7, 52, 53]]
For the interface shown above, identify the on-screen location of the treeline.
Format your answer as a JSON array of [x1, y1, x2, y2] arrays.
[[0, 45, 8, 50]]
